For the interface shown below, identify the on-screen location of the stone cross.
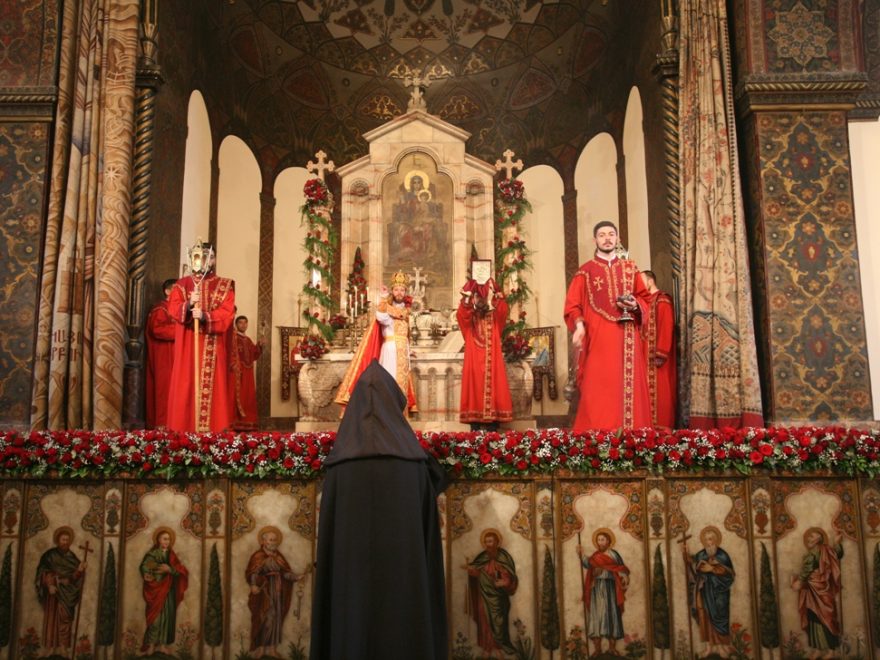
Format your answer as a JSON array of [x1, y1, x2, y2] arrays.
[[412, 267, 428, 298], [306, 150, 335, 181], [404, 74, 430, 112], [495, 149, 523, 180]]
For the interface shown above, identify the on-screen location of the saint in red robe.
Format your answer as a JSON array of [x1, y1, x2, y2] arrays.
[[564, 256, 651, 431], [230, 331, 263, 431], [145, 299, 176, 428], [643, 290, 677, 428], [246, 547, 296, 650], [166, 273, 236, 432], [457, 297, 513, 424], [140, 544, 188, 651]]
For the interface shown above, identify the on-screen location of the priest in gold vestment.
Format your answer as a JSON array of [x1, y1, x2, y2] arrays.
[[336, 271, 418, 413]]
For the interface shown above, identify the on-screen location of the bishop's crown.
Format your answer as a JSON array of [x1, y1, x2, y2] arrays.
[[390, 271, 409, 288]]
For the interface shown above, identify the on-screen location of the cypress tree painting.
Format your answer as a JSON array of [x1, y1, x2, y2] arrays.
[[97, 542, 117, 650], [540, 545, 560, 656], [205, 543, 223, 658], [651, 544, 670, 657], [759, 542, 780, 655], [0, 543, 12, 648]]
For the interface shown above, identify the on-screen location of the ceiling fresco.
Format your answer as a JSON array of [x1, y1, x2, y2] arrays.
[[204, 0, 631, 173]]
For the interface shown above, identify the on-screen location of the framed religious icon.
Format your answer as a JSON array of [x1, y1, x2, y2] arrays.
[[522, 326, 558, 401], [471, 259, 492, 285], [279, 326, 308, 402]]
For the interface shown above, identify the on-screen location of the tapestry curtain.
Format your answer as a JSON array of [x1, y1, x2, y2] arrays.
[[677, 0, 764, 428], [31, 0, 139, 430]]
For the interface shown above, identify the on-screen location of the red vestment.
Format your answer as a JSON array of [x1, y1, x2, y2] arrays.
[[166, 273, 236, 432], [246, 548, 295, 650], [457, 298, 513, 424], [564, 256, 651, 431], [798, 544, 842, 636], [335, 314, 418, 413], [643, 290, 677, 428], [582, 550, 629, 611], [230, 331, 262, 431], [145, 299, 176, 428], [141, 548, 188, 634]]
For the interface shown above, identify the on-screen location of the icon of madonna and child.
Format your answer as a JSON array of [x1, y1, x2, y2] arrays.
[[385, 167, 451, 298]]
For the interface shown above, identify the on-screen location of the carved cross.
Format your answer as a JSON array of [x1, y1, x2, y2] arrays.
[[404, 74, 431, 111], [495, 149, 523, 180], [411, 267, 427, 297], [306, 150, 335, 182]]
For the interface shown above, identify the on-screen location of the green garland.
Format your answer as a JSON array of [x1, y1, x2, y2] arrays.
[[300, 178, 337, 341], [494, 177, 533, 340]]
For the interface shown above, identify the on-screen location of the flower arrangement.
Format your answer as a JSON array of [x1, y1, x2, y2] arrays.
[[497, 177, 525, 203], [300, 177, 337, 340], [3, 426, 879, 480], [303, 177, 332, 205], [298, 334, 329, 361], [329, 314, 347, 330], [501, 327, 532, 362]]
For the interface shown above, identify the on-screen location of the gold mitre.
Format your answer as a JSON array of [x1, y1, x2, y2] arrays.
[[390, 271, 409, 288]]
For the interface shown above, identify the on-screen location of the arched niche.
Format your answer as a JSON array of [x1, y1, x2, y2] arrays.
[[519, 165, 569, 416], [575, 132, 619, 265], [216, 135, 261, 327], [624, 86, 650, 269], [179, 90, 212, 271]]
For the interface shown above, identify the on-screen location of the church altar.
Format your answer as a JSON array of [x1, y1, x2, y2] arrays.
[[295, 351, 535, 431]]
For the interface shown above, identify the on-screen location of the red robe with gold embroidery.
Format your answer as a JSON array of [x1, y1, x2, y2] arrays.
[[145, 299, 176, 428], [166, 273, 236, 432], [643, 290, 677, 428], [230, 332, 262, 430], [457, 298, 513, 424], [564, 256, 651, 431]]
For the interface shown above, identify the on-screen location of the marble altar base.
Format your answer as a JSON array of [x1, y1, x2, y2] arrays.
[[295, 351, 534, 431]]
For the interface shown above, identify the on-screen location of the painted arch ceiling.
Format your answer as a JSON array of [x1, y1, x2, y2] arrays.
[[210, 0, 624, 170]]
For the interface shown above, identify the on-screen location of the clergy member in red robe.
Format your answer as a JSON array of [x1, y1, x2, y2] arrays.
[[457, 278, 513, 429], [641, 270, 677, 428], [230, 315, 263, 431], [563, 221, 651, 431], [166, 243, 236, 432], [145, 279, 178, 429]]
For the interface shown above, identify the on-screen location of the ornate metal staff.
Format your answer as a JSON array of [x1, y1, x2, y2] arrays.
[[188, 239, 209, 430]]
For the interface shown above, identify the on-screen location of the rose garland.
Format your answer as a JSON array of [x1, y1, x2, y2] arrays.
[[2, 427, 880, 480], [495, 177, 533, 359], [301, 178, 336, 341]]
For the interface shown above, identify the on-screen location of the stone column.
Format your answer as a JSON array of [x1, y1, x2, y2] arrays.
[[122, 17, 164, 428], [732, 0, 872, 422], [257, 190, 276, 422]]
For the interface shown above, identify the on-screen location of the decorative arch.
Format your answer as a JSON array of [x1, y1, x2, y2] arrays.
[[217, 135, 261, 328], [179, 90, 213, 271], [623, 86, 650, 269], [574, 132, 619, 265]]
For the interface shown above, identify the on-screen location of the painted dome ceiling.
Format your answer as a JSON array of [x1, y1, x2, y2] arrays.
[[210, 0, 627, 171]]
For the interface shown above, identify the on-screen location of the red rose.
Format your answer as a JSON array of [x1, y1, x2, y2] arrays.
[[609, 448, 620, 460], [516, 459, 528, 471], [759, 443, 773, 456], [750, 451, 763, 464], [480, 453, 492, 465]]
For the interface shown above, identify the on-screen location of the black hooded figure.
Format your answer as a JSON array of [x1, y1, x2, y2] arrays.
[[309, 360, 449, 660]]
